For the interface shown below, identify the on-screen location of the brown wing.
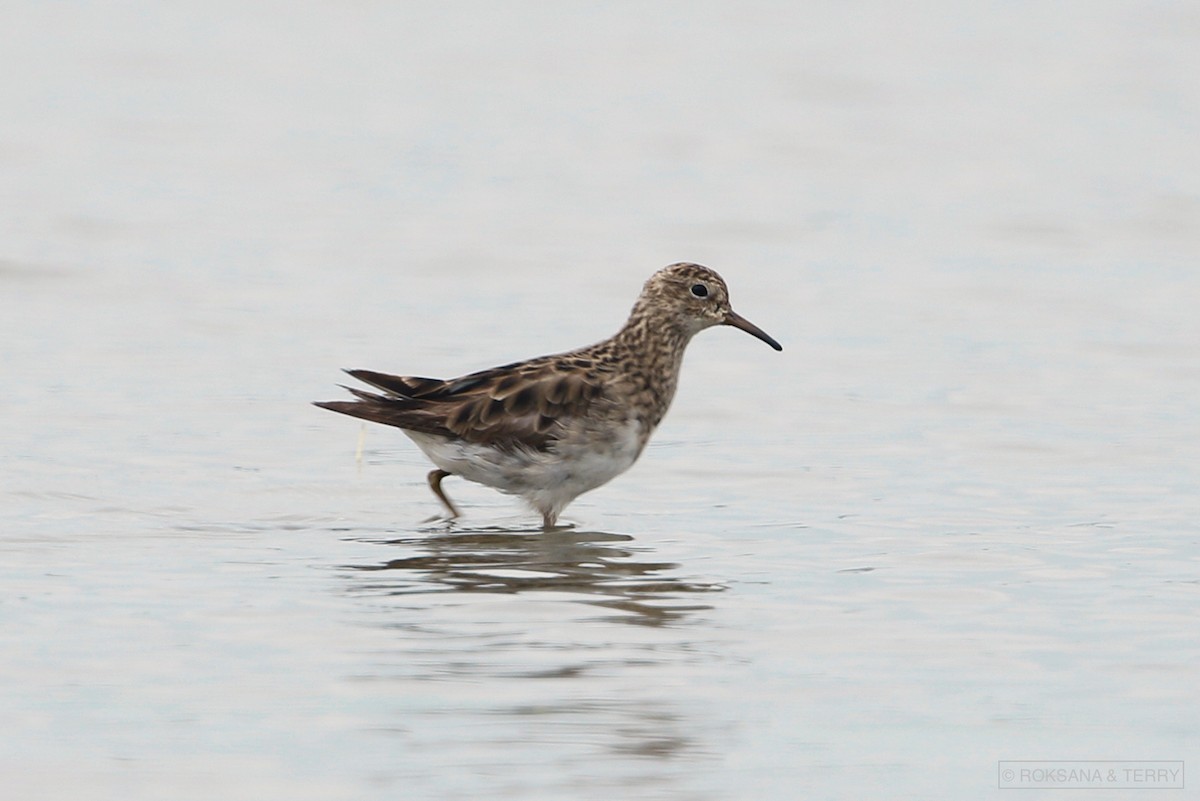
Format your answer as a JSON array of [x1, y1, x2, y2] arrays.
[[314, 358, 609, 449]]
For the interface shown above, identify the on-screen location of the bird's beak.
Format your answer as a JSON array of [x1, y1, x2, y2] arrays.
[[724, 310, 783, 351]]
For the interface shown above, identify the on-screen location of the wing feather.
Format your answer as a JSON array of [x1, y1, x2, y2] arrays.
[[317, 357, 610, 449]]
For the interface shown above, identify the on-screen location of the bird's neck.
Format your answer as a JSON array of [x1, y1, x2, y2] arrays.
[[610, 309, 693, 430]]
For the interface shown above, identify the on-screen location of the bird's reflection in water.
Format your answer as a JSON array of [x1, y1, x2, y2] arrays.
[[341, 524, 724, 626], [338, 524, 729, 770]]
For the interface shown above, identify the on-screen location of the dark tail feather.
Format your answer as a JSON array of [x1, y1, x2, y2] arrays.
[[342, 385, 385, 402], [315, 369, 455, 435], [313, 397, 406, 429], [345, 369, 445, 399], [313, 394, 447, 436]]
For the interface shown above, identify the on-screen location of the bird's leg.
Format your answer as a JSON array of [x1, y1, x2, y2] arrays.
[[541, 511, 556, 531], [427, 469, 460, 519]]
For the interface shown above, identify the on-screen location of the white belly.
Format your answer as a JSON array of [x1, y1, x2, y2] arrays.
[[405, 419, 644, 518]]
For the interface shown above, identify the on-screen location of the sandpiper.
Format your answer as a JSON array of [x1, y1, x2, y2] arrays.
[[315, 262, 782, 528]]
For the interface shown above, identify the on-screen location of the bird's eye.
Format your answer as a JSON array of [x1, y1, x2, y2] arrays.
[[690, 284, 709, 298]]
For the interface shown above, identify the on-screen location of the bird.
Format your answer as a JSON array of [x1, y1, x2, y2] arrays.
[[315, 262, 782, 529]]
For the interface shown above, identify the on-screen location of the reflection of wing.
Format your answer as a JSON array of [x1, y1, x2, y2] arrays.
[[314, 358, 608, 449]]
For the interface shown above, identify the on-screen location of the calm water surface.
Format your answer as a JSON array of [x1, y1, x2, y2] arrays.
[[2, 2, 1198, 799]]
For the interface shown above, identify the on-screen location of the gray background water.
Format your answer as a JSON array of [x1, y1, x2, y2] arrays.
[[2, 2, 1197, 799]]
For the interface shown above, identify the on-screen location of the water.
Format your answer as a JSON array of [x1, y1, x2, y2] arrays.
[[3, 2, 1198, 799]]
